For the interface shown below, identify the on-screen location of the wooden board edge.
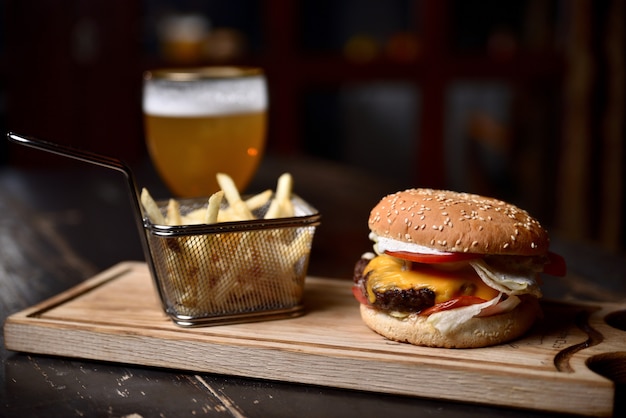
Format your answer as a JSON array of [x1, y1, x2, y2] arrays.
[[3, 320, 615, 417]]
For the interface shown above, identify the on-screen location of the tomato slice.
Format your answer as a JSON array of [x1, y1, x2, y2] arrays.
[[418, 295, 487, 316], [543, 251, 567, 276], [352, 285, 370, 305], [384, 250, 482, 264]]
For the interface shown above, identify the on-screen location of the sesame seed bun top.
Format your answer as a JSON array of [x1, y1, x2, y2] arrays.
[[368, 188, 549, 256]]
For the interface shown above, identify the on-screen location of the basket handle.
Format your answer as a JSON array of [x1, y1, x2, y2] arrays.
[[6, 132, 158, 284]]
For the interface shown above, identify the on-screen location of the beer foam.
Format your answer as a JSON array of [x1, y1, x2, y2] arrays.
[[143, 76, 267, 117]]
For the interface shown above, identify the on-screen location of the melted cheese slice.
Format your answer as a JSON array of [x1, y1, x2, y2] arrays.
[[363, 254, 500, 305]]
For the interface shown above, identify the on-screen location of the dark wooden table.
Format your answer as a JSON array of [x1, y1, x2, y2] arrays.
[[1, 150, 625, 417]]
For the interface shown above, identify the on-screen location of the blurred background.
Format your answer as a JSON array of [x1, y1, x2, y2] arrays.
[[1, 0, 624, 254]]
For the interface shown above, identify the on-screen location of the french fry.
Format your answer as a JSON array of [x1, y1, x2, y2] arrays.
[[205, 190, 223, 224], [217, 209, 237, 223], [181, 209, 205, 224], [216, 173, 254, 220], [280, 199, 295, 218], [166, 199, 183, 225], [140, 188, 165, 225], [244, 189, 272, 211], [146, 176, 288, 226], [218, 189, 272, 222], [265, 173, 293, 219]]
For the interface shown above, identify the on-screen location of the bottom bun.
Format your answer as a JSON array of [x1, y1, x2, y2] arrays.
[[359, 298, 541, 348]]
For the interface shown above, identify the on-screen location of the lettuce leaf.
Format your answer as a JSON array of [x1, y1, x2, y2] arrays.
[[469, 259, 542, 298]]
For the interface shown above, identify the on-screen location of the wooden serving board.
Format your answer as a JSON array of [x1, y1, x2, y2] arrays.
[[4, 262, 624, 417]]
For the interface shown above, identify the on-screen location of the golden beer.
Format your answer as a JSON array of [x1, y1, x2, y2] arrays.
[[143, 67, 267, 197]]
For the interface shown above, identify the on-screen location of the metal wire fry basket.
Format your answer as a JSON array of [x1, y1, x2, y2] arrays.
[[145, 197, 320, 326], [7, 133, 321, 327]]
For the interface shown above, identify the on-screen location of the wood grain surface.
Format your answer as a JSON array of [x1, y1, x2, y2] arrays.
[[4, 261, 625, 417]]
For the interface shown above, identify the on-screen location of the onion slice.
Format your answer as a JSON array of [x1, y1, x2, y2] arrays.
[[426, 294, 502, 334]]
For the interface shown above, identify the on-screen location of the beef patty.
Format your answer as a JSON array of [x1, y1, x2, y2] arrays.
[[353, 256, 435, 314]]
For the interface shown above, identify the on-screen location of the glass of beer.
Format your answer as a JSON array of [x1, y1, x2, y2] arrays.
[[143, 67, 268, 197]]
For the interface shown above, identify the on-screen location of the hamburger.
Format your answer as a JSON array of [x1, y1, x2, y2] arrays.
[[352, 188, 566, 348]]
